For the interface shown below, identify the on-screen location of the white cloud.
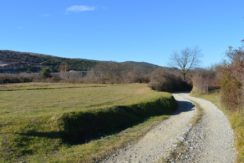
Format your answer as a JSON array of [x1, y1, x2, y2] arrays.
[[66, 5, 96, 13]]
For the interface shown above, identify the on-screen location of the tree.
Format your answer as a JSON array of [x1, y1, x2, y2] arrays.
[[59, 62, 68, 73], [218, 46, 244, 110], [41, 68, 51, 78], [192, 70, 209, 94], [59, 63, 69, 80], [86, 62, 123, 84], [171, 47, 201, 80]]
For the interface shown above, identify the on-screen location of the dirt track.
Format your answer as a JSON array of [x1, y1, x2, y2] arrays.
[[101, 94, 236, 163]]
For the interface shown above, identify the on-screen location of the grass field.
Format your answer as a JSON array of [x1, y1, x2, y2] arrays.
[[0, 83, 176, 162], [197, 91, 244, 163]]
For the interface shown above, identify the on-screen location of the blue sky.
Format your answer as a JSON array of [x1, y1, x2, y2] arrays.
[[0, 0, 244, 67]]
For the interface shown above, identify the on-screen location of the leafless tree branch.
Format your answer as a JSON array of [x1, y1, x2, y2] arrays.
[[170, 47, 201, 80]]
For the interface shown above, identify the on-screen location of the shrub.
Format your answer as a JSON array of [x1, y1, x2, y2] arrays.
[[191, 69, 218, 94], [85, 62, 123, 84], [217, 47, 243, 111], [192, 73, 208, 94], [86, 62, 153, 84], [149, 69, 192, 92], [41, 68, 51, 78], [220, 70, 242, 110], [0, 73, 36, 84]]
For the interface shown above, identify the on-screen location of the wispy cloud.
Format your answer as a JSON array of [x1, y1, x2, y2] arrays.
[[66, 5, 96, 13]]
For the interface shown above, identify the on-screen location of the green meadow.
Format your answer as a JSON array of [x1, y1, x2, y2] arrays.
[[0, 83, 176, 162]]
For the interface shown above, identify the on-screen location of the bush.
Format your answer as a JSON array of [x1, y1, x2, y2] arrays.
[[0, 73, 36, 84], [191, 69, 218, 94], [85, 62, 123, 84], [85, 62, 152, 84], [220, 71, 242, 110], [58, 95, 177, 143], [149, 69, 192, 92], [218, 47, 243, 111], [41, 68, 51, 78], [192, 74, 208, 94]]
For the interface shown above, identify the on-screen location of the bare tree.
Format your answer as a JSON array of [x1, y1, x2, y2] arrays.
[[59, 62, 69, 80], [86, 62, 123, 84], [171, 47, 201, 80], [192, 71, 209, 94]]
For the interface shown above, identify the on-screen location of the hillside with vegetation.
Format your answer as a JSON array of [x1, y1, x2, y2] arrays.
[[0, 50, 161, 73], [0, 50, 99, 73]]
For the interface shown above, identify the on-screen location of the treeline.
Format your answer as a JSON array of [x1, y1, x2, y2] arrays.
[[0, 61, 192, 92], [0, 73, 36, 84], [0, 49, 193, 92], [85, 62, 155, 83]]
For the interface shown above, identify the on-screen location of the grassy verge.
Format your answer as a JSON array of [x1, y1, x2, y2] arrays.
[[196, 91, 244, 163], [0, 83, 176, 162], [59, 95, 176, 143], [44, 115, 169, 162]]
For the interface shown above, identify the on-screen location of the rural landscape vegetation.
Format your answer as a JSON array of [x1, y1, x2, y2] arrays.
[[0, 1, 243, 163]]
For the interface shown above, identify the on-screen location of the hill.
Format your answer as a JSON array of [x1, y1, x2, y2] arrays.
[[0, 50, 161, 73], [0, 50, 99, 73]]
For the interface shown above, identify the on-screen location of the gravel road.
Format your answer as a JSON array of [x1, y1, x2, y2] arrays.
[[172, 94, 236, 163], [101, 93, 236, 163]]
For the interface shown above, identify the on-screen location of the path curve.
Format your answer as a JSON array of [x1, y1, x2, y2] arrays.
[[101, 93, 236, 163], [174, 94, 236, 163]]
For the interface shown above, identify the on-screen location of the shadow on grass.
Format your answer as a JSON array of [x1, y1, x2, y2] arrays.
[[18, 100, 194, 145]]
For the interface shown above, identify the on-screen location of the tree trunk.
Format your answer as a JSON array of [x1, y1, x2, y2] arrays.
[[183, 72, 186, 81]]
